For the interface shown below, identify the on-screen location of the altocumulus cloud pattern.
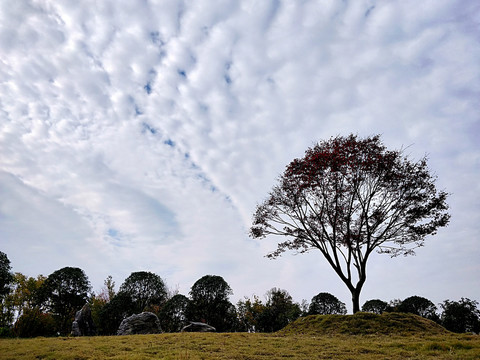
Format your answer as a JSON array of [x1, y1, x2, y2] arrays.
[[0, 0, 479, 310]]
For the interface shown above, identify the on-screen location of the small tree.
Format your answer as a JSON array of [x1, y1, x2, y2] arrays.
[[88, 295, 107, 334], [99, 275, 116, 302], [0, 252, 13, 299], [119, 271, 167, 313], [398, 295, 438, 321], [259, 288, 301, 332], [250, 134, 450, 313], [158, 294, 190, 332], [14, 307, 56, 338], [0, 251, 14, 328], [188, 275, 237, 332], [90, 275, 117, 329], [440, 298, 480, 334], [362, 299, 388, 314], [39, 267, 90, 335], [308, 292, 347, 315], [97, 292, 134, 335], [6, 273, 46, 326], [236, 295, 267, 332]]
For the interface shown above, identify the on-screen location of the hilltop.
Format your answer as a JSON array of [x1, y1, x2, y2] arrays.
[[279, 312, 449, 336]]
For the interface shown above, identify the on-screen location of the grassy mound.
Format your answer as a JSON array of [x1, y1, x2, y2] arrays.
[[279, 312, 449, 336]]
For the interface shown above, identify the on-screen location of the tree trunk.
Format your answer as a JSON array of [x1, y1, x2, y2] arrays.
[[351, 288, 361, 314], [351, 263, 367, 314]]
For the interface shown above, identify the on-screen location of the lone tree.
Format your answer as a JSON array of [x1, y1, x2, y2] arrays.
[[250, 134, 450, 313]]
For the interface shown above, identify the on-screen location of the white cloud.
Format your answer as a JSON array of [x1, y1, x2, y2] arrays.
[[0, 0, 479, 311]]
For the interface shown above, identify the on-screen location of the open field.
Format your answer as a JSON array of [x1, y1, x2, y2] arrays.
[[2, 314, 479, 359], [1, 332, 480, 360]]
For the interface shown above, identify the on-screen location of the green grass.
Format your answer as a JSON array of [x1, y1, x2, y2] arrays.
[[279, 312, 449, 336], [1, 332, 479, 360], [1, 314, 479, 360]]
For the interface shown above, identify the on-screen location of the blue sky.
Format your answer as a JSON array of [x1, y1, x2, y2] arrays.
[[1, 0, 479, 312]]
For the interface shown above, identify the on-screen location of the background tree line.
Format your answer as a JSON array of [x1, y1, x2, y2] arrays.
[[1, 251, 479, 337]]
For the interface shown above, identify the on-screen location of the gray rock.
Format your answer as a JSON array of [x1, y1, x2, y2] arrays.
[[71, 320, 81, 336], [181, 321, 216, 332], [117, 312, 162, 335], [71, 304, 96, 336]]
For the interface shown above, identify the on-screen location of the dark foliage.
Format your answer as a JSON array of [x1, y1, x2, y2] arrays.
[[38, 267, 90, 335], [0, 327, 14, 338], [2, 252, 478, 336], [119, 271, 168, 314], [362, 299, 388, 314], [258, 288, 301, 332], [398, 295, 439, 321], [187, 275, 237, 332], [97, 292, 135, 335], [250, 134, 450, 312], [236, 295, 266, 332], [441, 298, 480, 333], [0, 251, 13, 299], [14, 307, 56, 337], [309, 292, 347, 315], [158, 294, 190, 332]]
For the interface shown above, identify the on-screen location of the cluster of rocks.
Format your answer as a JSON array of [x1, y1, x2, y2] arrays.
[[72, 305, 216, 336]]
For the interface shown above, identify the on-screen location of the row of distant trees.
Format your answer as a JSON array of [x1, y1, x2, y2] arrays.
[[1, 251, 479, 337]]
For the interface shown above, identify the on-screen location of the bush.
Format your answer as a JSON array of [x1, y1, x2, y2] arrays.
[[0, 327, 14, 338], [14, 308, 56, 337]]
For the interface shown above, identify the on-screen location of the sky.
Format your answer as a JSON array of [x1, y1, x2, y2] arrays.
[[0, 0, 479, 313]]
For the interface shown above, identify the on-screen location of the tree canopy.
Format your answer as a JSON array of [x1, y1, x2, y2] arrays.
[[260, 288, 301, 332], [308, 292, 347, 315], [188, 275, 236, 332], [189, 275, 232, 304], [236, 295, 266, 332], [398, 295, 438, 320], [39, 267, 90, 335], [362, 299, 388, 314], [97, 291, 135, 335], [441, 298, 480, 333], [0, 251, 13, 299], [118, 271, 168, 313], [159, 294, 190, 332]]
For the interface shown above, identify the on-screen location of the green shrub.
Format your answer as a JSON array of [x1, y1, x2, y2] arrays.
[[0, 326, 14, 338], [14, 307, 56, 337]]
